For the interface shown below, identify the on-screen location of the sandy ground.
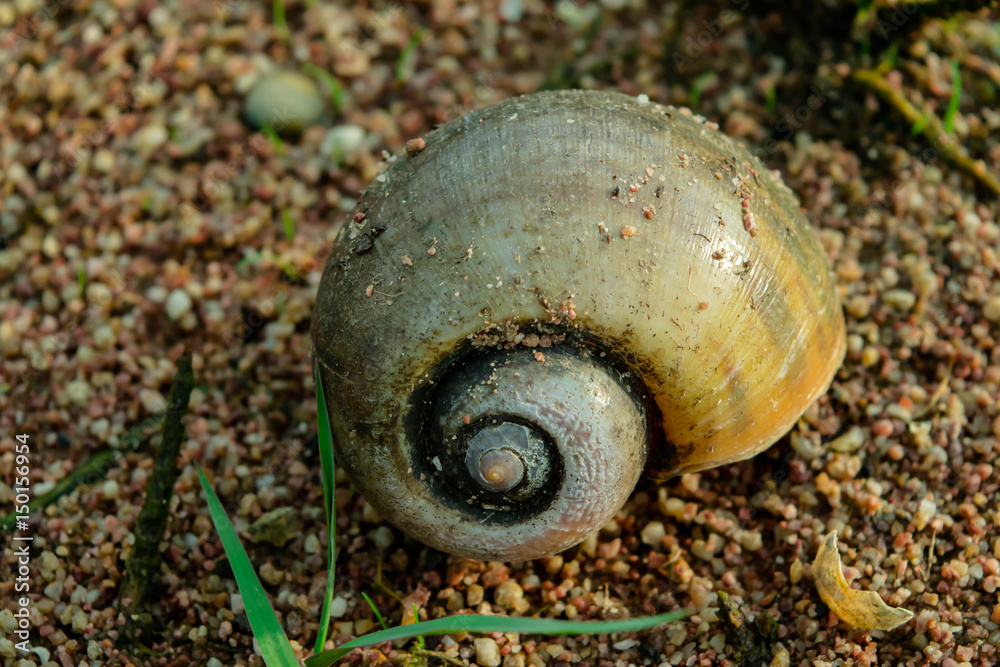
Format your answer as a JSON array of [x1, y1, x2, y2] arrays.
[[1, 0, 999, 666]]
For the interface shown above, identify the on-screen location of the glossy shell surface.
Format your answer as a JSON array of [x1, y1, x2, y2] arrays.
[[312, 90, 846, 559]]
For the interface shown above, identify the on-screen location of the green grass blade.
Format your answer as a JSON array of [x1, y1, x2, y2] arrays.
[[302, 64, 344, 114], [277, 258, 299, 282], [305, 609, 692, 667], [690, 72, 717, 109], [273, 0, 288, 39], [361, 592, 387, 630], [313, 359, 338, 654], [944, 60, 961, 134], [262, 124, 285, 153], [396, 29, 422, 85], [196, 464, 299, 667], [282, 209, 296, 242], [764, 81, 776, 114]]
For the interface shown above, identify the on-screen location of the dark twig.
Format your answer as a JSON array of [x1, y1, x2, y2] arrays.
[[121, 353, 195, 609]]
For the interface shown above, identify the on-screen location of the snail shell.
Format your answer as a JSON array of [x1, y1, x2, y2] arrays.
[[312, 90, 846, 561]]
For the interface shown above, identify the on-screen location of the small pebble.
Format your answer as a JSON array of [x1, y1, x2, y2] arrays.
[[882, 288, 917, 311], [372, 525, 394, 549], [322, 124, 367, 158], [474, 638, 501, 667], [790, 559, 804, 584], [330, 596, 348, 618], [640, 521, 665, 546], [102, 479, 120, 500], [165, 288, 193, 320], [984, 296, 1000, 322], [828, 426, 865, 453], [245, 71, 324, 133], [131, 124, 169, 156], [139, 388, 165, 413], [93, 324, 116, 349], [914, 499, 937, 531], [467, 584, 485, 606], [495, 580, 526, 610], [247, 507, 299, 547], [66, 379, 91, 405]]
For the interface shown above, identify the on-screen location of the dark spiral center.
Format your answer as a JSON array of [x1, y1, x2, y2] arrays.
[[463, 421, 552, 500]]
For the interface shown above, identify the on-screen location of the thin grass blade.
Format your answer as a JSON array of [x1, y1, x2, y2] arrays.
[[395, 29, 422, 84], [361, 592, 387, 630], [302, 64, 344, 113], [944, 60, 961, 134], [283, 209, 296, 242], [313, 360, 338, 654], [273, 0, 288, 39], [196, 464, 299, 667], [304, 609, 692, 667]]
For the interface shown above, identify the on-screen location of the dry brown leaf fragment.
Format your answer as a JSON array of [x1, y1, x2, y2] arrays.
[[813, 531, 913, 631]]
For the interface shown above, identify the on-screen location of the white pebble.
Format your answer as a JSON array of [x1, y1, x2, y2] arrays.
[[330, 596, 348, 618], [88, 640, 103, 660], [640, 521, 666, 546], [914, 499, 937, 531], [499, 0, 524, 21], [93, 150, 115, 173], [131, 124, 169, 156], [322, 125, 366, 158], [770, 645, 790, 667], [139, 388, 166, 414], [147, 285, 168, 303], [40, 551, 59, 573], [828, 426, 865, 453], [984, 296, 1000, 322], [90, 418, 110, 441], [93, 324, 116, 349], [474, 638, 502, 667], [44, 580, 63, 599], [881, 288, 916, 311], [165, 288, 193, 320], [372, 526, 394, 549], [245, 71, 324, 133], [66, 379, 91, 405], [41, 234, 60, 258], [102, 479, 120, 500]]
